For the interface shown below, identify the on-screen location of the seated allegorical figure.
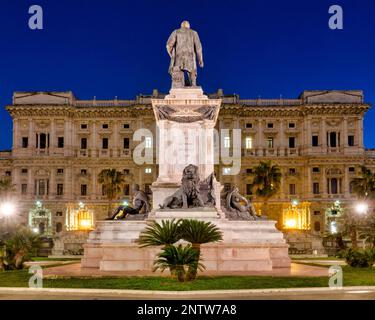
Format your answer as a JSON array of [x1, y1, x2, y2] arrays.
[[107, 184, 151, 220], [223, 186, 259, 220]]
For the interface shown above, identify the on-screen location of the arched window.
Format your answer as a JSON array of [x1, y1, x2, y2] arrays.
[[314, 221, 321, 232], [56, 222, 62, 233]]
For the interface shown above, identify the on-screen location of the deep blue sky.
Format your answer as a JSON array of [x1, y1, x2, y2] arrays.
[[0, 0, 374, 150]]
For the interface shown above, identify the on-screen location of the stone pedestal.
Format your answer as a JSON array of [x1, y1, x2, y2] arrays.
[[151, 87, 221, 185], [82, 217, 290, 272], [82, 86, 291, 274]]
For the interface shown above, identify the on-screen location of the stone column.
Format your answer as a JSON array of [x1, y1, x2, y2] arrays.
[[342, 116, 348, 149], [28, 119, 34, 149], [113, 120, 118, 157], [257, 119, 263, 155], [279, 120, 284, 156], [358, 116, 364, 149], [50, 119, 55, 153], [91, 120, 97, 157], [322, 167, 327, 197], [343, 165, 349, 198], [320, 117, 326, 152]]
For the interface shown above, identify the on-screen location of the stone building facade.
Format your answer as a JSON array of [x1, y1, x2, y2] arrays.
[[0, 89, 374, 254]]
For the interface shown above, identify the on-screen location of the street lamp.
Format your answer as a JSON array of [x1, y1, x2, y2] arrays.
[[355, 202, 368, 215], [0, 201, 16, 217]]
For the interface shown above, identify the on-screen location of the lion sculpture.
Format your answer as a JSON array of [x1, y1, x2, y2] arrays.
[[160, 164, 206, 209]]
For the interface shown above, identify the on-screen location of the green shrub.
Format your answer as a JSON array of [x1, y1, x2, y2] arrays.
[[0, 227, 41, 271], [343, 248, 375, 268]]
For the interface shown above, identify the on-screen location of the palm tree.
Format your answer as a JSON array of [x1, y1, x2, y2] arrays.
[[178, 219, 223, 280], [345, 166, 375, 248], [153, 244, 203, 282], [138, 219, 181, 248], [98, 169, 125, 217], [250, 161, 281, 216], [0, 177, 15, 197], [351, 166, 375, 199]]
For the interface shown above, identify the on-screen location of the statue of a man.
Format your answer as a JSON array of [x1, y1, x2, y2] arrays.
[[166, 21, 204, 87], [107, 184, 150, 220]]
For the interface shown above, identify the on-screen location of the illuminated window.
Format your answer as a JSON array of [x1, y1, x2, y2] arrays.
[[267, 137, 273, 148], [224, 136, 230, 148], [223, 167, 231, 175], [145, 168, 152, 174], [313, 182, 320, 194], [145, 137, 152, 148], [245, 137, 253, 149], [282, 202, 311, 231]]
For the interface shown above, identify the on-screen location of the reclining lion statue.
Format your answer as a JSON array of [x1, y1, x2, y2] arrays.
[[160, 164, 206, 209]]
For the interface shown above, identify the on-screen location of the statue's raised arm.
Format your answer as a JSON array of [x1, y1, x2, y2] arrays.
[[166, 21, 204, 88]]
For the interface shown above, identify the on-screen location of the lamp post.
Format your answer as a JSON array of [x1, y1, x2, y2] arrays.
[[355, 202, 368, 215], [0, 202, 16, 217], [0, 201, 16, 231]]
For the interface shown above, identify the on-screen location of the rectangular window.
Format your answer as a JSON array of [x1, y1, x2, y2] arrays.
[[313, 182, 320, 195], [289, 184, 296, 195], [81, 184, 87, 196], [312, 167, 320, 173], [56, 211, 63, 217], [267, 137, 274, 148], [57, 137, 64, 148], [5, 171, 11, 177], [57, 168, 64, 175], [245, 137, 253, 149], [329, 132, 337, 148], [145, 184, 152, 195], [312, 135, 319, 147], [348, 135, 355, 146], [288, 123, 295, 128], [246, 168, 253, 174], [224, 136, 230, 148], [123, 169, 130, 175], [102, 185, 107, 196], [314, 211, 321, 216], [289, 137, 295, 148], [267, 123, 274, 129], [81, 169, 87, 175], [246, 123, 252, 129], [21, 184, 27, 195], [123, 123, 130, 129], [102, 138, 109, 149], [39, 133, 47, 149], [289, 168, 296, 174], [123, 138, 130, 149], [81, 138, 87, 150], [81, 124, 87, 129], [21, 168, 28, 174], [38, 180, 46, 196], [246, 184, 252, 195], [102, 124, 109, 129], [349, 167, 355, 173], [145, 137, 152, 149], [145, 168, 152, 174], [123, 184, 130, 196], [57, 184, 64, 196], [22, 137, 28, 148]]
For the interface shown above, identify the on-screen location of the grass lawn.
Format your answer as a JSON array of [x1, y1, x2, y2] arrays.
[[0, 265, 374, 290], [291, 257, 343, 261], [30, 257, 82, 262]]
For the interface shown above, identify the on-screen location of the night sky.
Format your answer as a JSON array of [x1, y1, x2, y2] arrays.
[[0, 0, 374, 150]]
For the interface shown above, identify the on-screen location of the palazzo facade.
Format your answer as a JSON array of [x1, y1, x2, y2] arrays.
[[0, 89, 373, 254]]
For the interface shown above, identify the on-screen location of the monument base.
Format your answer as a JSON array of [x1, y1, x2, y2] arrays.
[[82, 211, 290, 273]]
